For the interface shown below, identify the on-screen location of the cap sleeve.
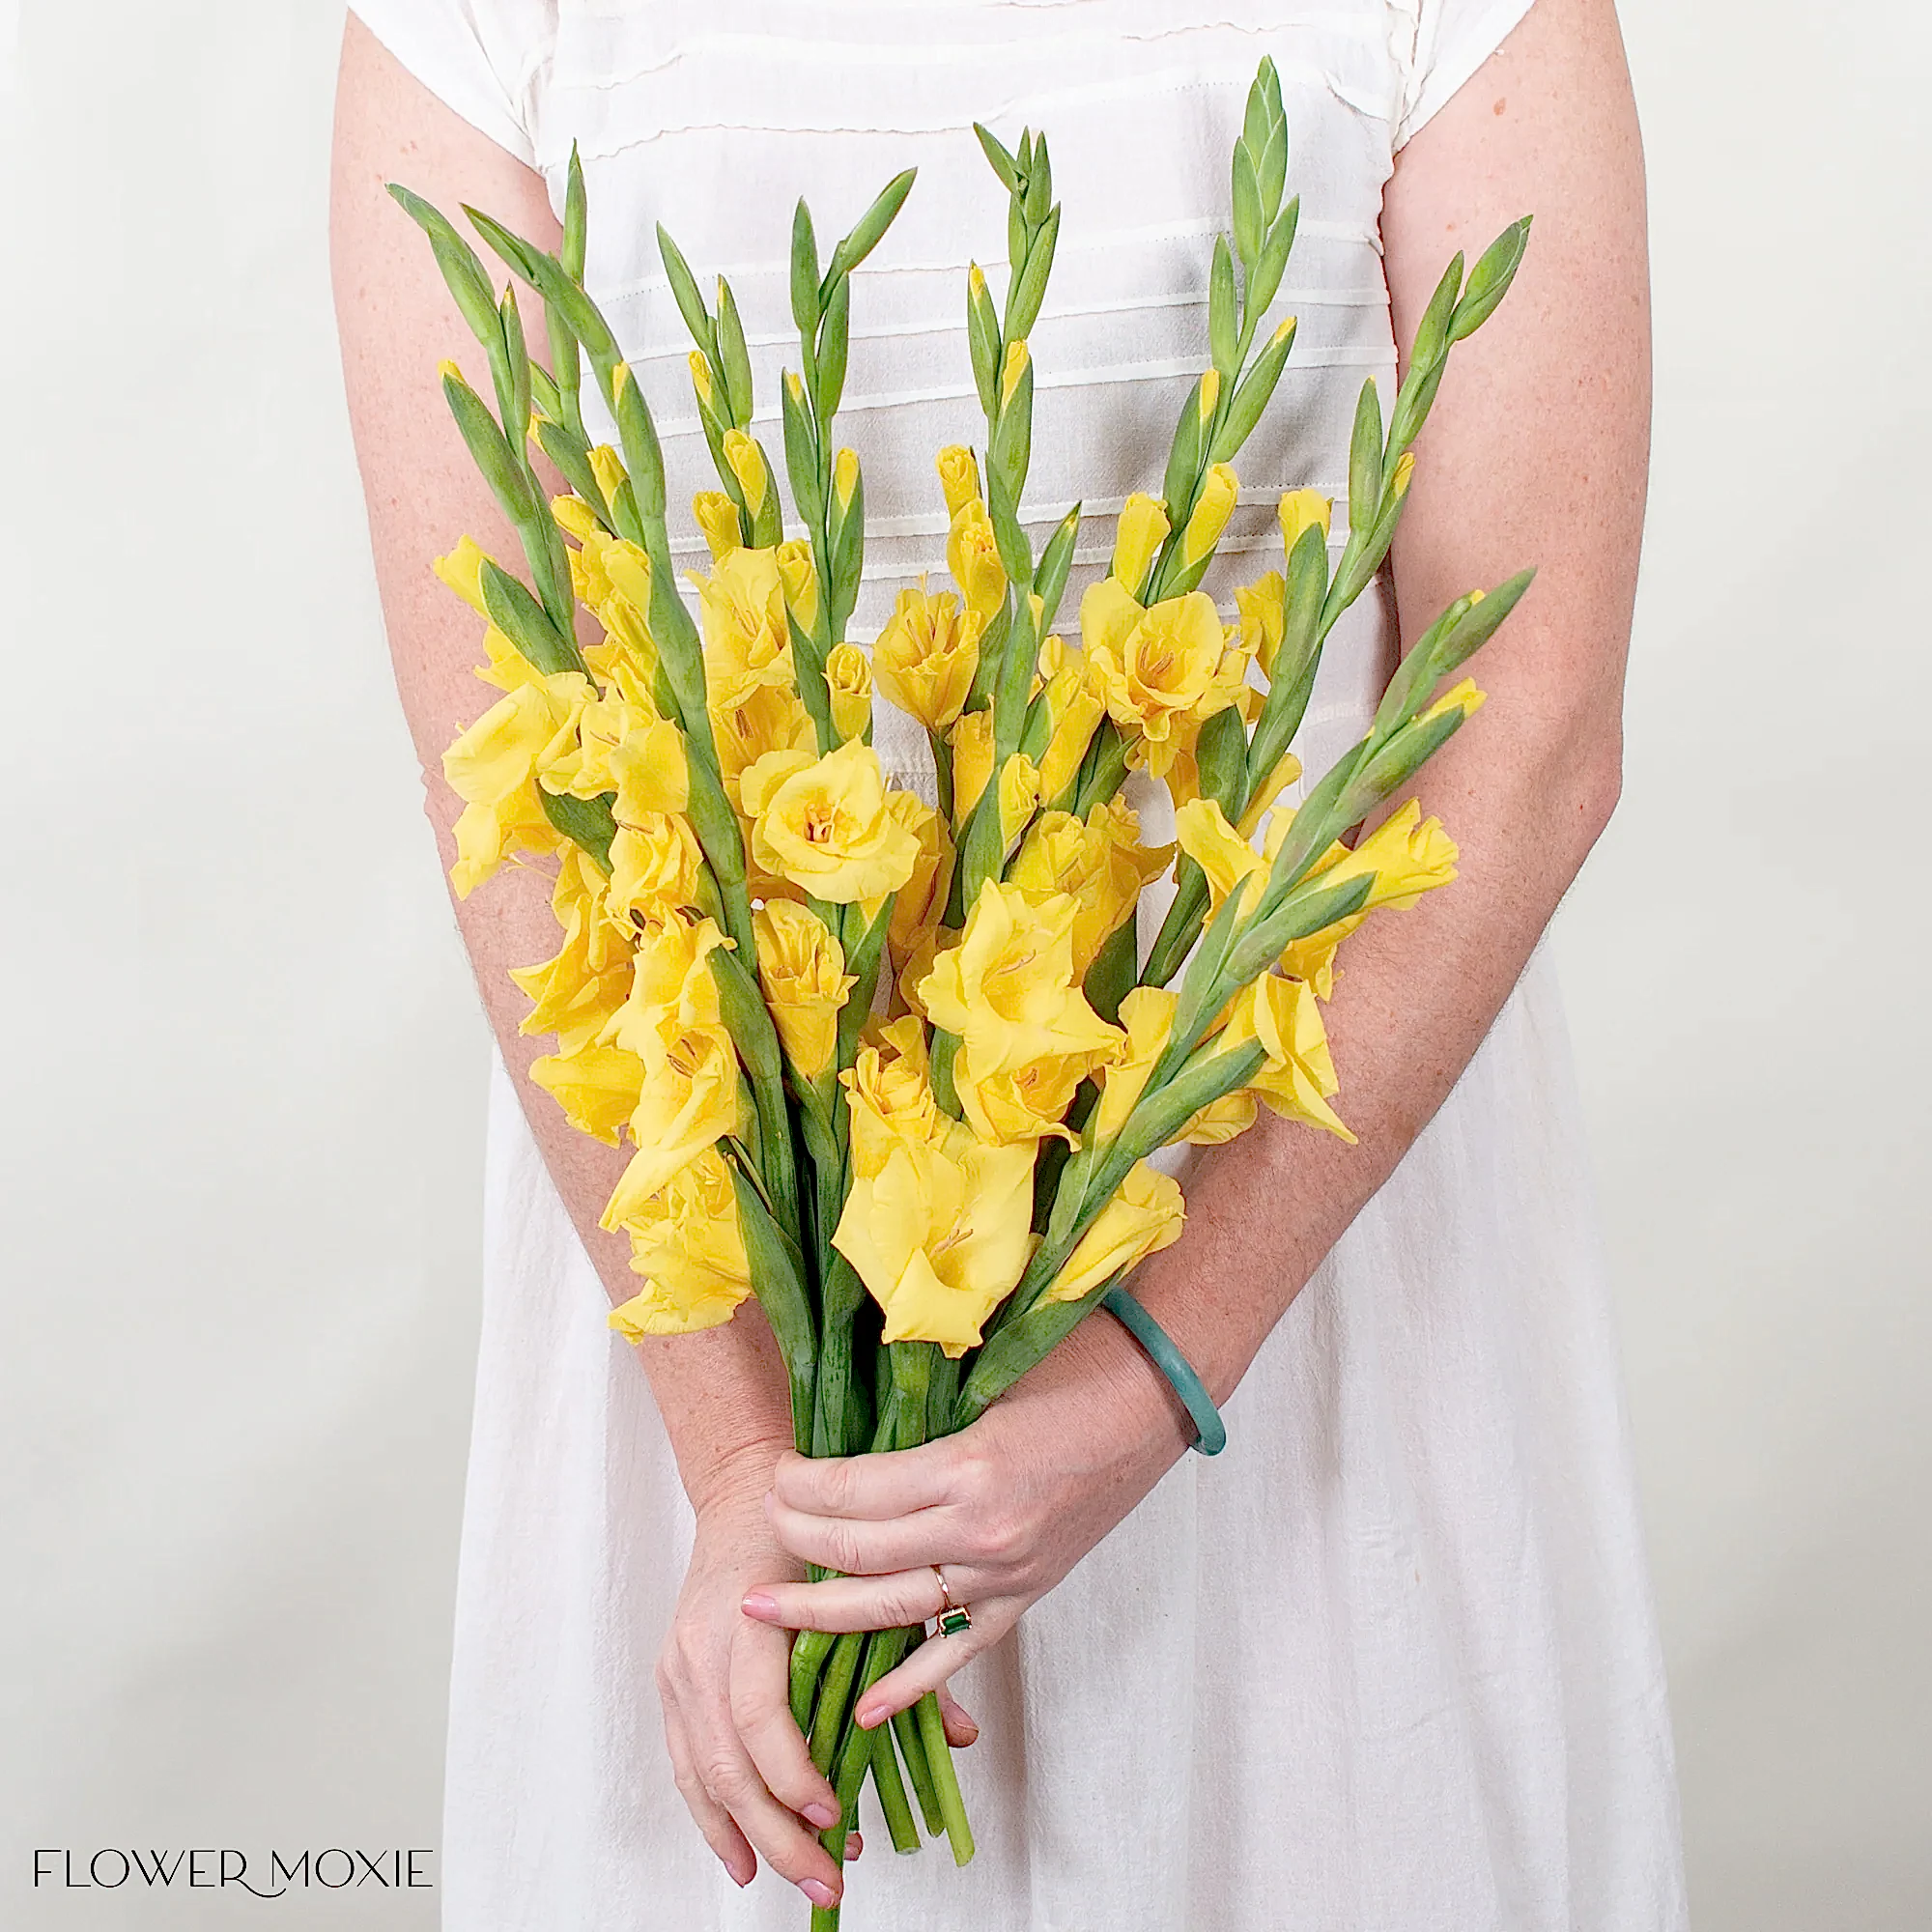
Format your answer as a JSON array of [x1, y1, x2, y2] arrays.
[[1393, 0, 1537, 150], [349, 0, 555, 167]]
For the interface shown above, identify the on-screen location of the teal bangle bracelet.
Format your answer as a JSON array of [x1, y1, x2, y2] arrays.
[[1100, 1284, 1227, 1457]]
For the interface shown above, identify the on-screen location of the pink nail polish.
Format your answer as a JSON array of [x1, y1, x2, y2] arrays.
[[854, 1704, 882, 1729], [741, 1590, 778, 1619], [801, 1878, 838, 1908], [803, 1802, 839, 1829]]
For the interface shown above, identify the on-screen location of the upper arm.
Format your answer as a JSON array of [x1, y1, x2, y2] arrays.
[[329, 14, 561, 796], [1380, 0, 1649, 786]]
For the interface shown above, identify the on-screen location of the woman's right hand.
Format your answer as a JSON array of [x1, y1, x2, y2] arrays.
[[656, 1447, 982, 1910]]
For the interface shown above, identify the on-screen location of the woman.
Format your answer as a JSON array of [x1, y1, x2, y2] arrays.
[[332, 1, 1682, 1924]]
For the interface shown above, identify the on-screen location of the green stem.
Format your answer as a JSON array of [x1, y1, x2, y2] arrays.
[[808, 1633, 867, 1775], [790, 1628, 838, 1732], [868, 1711, 922, 1853], [917, 1690, 976, 1865], [891, 1702, 945, 1834]]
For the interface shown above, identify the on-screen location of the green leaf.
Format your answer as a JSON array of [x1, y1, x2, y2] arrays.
[[816, 271, 851, 422], [1006, 202, 1061, 342], [1347, 376, 1383, 536], [538, 788, 616, 869], [442, 367, 533, 523], [986, 470, 1033, 583], [988, 349, 1034, 505], [1160, 376, 1207, 525], [1449, 216, 1532, 342], [1209, 315, 1296, 463], [1032, 503, 1081, 633], [479, 559, 581, 676], [1244, 193, 1299, 321], [655, 223, 718, 363], [826, 166, 917, 286], [1025, 133, 1052, 226], [781, 374, 823, 526], [974, 122, 1020, 192], [561, 143, 587, 281], [1208, 233, 1238, 376], [714, 276, 754, 429], [967, 268, 1002, 418], [1407, 250, 1463, 379], [789, 199, 821, 342], [461, 202, 547, 287], [1428, 568, 1535, 680], [1231, 145, 1263, 271]]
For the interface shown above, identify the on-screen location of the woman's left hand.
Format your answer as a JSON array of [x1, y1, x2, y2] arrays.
[[740, 1313, 1198, 1729]]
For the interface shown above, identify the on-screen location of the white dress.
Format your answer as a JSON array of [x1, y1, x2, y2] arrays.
[[351, 4, 1688, 1926]]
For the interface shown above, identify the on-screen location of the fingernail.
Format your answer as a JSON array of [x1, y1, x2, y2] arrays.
[[801, 1878, 838, 1908], [730, 1863, 753, 1889], [803, 1801, 839, 1829], [741, 1590, 778, 1619], [854, 1703, 882, 1729]]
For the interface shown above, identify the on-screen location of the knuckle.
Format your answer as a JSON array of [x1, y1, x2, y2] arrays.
[[697, 1752, 750, 1805], [968, 1510, 1024, 1566], [950, 1447, 997, 1508]]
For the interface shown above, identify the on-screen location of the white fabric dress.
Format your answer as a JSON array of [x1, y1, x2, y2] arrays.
[[351, 4, 1688, 1926]]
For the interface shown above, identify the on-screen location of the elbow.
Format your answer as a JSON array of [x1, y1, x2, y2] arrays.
[[1545, 718, 1623, 875]]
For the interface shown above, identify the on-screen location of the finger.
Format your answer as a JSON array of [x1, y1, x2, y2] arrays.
[[938, 1685, 980, 1748], [741, 1567, 953, 1634], [853, 1607, 1018, 1730], [846, 1831, 863, 1861], [689, 1716, 847, 1912], [662, 1703, 755, 1887], [729, 1615, 842, 1832], [770, 1442, 961, 1520], [765, 1492, 971, 1578]]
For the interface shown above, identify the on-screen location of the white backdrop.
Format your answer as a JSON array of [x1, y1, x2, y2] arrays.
[[3, 3, 1926, 1926]]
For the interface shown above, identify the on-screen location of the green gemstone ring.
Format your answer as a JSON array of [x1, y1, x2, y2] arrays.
[[931, 1564, 973, 1637]]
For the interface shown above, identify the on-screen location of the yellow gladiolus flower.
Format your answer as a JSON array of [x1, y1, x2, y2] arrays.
[[609, 1148, 753, 1337], [722, 429, 770, 519], [434, 535, 492, 615], [688, 350, 716, 412], [1221, 973, 1354, 1142], [710, 679, 815, 814], [1009, 800, 1170, 977], [832, 1124, 1036, 1355], [947, 497, 1007, 623], [1278, 488, 1332, 559], [997, 752, 1041, 850], [872, 584, 981, 732], [1235, 570, 1286, 679], [1174, 797, 1270, 917], [887, 792, 953, 967], [825, 642, 873, 744], [949, 706, 995, 819], [442, 672, 590, 896], [1043, 1160, 1185, 1304], [742, 737, 922, 903], [607, 812, 704, 925], [753, 899, 856, 1080], [1036, 645, 1109, 806], [936, 445, 981, 521], [694, 491, 742, 561], [953, 1047, 1101, 1149], [1179, 463, 1239, 568], [1236, 751, 1303, 838], [919, 880, 1122, 1078], [1111, 494, 1171, 595], [528, 1041, 647, 1146], [773, 539, 819, 636], [510, 874, 633, 1056], [553, 493, 600, 543], [603, 912, 728, 1068], [844, 1022, 947, 1180], [833, 446, 861, 516], [696, 546, 792, 713], [1080, 580, 1244, 779], [999, 339, 1030, 410], [602, 1022, 744, 1222]]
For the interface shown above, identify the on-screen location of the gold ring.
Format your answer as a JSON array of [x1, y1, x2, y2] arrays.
[[931, 1564, 972, 1637]]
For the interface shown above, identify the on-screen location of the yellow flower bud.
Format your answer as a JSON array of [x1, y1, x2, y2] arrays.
[[588, 443, 628, 503], [997, 752, 1041, 850], [693, 491, 742, 561], [773, 539, 820, 635], [1000, 339, 1030, 409], [753, 900, 856, 1080], [936, 445, 981, 521], [434, 535, 493, 616], [1043, 1161, 1184, 1304], [1180, 463, 1239, 568], [722, 429, 769, 518], [1389, 450, 1416, 499], [949, 707, 994, 819], [1278, 488, 1333, 557], [438, 359, 465, 386], [1420, 677, 1485, 725], [612, 359, 635, 400], [1234, 571, 1285, 679], [826, 641, 873, 744], [688, 351, 715, 412], [947, 497, 1007, 623], [1197, 367, 1221, 425], [833, 446, 861, 516], [968, 262, 989, 302], [1111, 494, 1171, 594]]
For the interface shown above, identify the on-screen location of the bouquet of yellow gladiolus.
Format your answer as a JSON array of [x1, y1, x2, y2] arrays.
[[394, 58, 1531, 1928]]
